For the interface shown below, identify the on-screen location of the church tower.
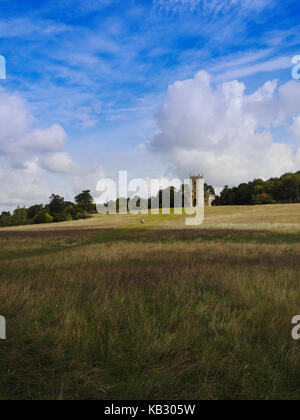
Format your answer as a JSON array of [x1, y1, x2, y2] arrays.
[[189, 175, 204, 208]]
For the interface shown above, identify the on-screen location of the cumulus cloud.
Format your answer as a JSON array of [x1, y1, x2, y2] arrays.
[[0, 157, 49, 208], [0, 88, 77, 209], [39, 152, 76, 174], [147, 71, 300, 187], [290, 116, 300, 143], [21, 124, 67, 152]]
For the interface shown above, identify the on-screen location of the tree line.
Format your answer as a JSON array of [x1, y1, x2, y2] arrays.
[[214, 171, 300, 206], [1, 184, 217, 228], [0, 190, 96, 227], [99, 183, 215, 213], [5, 170, 298, 227]]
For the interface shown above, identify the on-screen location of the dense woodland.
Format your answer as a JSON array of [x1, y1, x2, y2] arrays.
[[214, 171, 300, 206], [0, 190, 96, 227]]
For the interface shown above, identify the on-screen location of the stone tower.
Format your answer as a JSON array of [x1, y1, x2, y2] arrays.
[[189, 175, 204, 208]]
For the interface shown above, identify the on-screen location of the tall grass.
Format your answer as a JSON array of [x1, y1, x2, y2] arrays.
[[0, 224, 299, 400]]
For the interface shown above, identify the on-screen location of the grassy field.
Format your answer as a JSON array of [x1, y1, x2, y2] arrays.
[[0, 204, 300, 400]]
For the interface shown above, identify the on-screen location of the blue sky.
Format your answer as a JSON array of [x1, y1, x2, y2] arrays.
[[0, 0, 300, 207]]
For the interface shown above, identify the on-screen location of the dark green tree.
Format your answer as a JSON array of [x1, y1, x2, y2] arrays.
[[49, 194, 65, 215], [214, 171, 300, 206], [11, 207, 28, 226], [27, 204, 44, 220], [0, 211, 12, 227], [205, 184, 215, 195], [75, 190, 95, 213]]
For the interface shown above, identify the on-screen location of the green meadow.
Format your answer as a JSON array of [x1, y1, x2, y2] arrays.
[[0, 204, 299, 400]]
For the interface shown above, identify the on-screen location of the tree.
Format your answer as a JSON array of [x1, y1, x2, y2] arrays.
[[27, 204, 44, 220], [0, 190, 90, 229], [49, 194, 65, 216], [217, 186, 237, 205], [214, 171, 300, 206], [251, 193, 275, 205], [75, 190, 95, 213], [235, 183, 252, 205], [12, 207, 28, 226], [205, 184, 215, 195], [34, 211, 54, 224], [0, 211, 12, 227]]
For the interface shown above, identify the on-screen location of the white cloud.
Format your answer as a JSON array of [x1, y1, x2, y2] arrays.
[[0, 88, 77, 209], [0, 157, 50, 207], [0, 88, 32, 149], [40, 152, 77, 174], [290, 116, 300, 143], [147, 71, 300, 187], [215, 56, 291, 82], [21, 124, 67, 152]]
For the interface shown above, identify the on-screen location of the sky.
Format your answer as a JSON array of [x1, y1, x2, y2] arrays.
[[0, 0, 300, 208]]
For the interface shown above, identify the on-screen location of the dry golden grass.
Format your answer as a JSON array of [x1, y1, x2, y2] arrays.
[[0, 204, 300, 400]]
